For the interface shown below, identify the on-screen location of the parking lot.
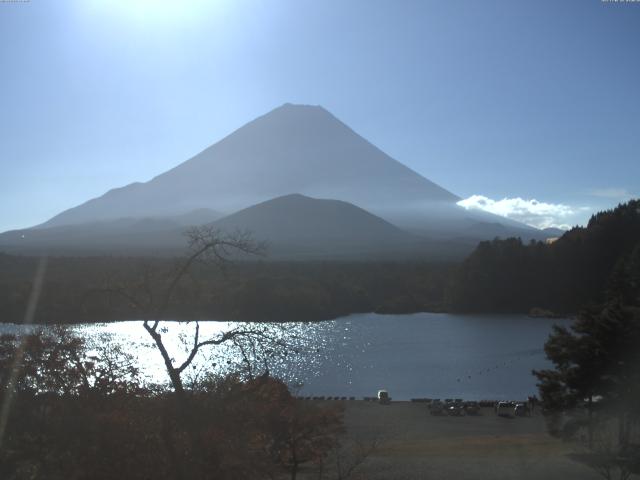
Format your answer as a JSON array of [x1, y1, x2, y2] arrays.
[[312, 400, 603, 480]]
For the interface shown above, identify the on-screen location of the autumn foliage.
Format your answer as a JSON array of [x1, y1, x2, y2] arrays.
[[0, 330, 343, 480]]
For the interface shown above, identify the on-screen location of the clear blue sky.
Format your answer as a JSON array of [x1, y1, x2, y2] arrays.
[[1, 0, 639, 231]]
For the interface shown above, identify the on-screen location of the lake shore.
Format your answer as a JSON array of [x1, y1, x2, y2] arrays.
[[3, 313, 569, 401]]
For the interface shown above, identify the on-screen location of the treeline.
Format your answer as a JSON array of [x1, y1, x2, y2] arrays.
[[0, 256, 454, 324], [2, 200, 638, 323], [449, 199, 640, 314]]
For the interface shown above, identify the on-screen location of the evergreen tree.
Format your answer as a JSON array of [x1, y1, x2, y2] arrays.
[[534, 303, 640, 449], [450, 199, 640, 313]]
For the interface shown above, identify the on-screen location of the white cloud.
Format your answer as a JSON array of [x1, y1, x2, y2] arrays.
[[457, 195, 577, 230]]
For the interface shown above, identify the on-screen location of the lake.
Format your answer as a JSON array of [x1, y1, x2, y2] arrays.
[[0, 312, 570, 400]]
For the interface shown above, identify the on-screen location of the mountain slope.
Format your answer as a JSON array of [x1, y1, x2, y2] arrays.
[[449, 199, 640, 313], [0, 195, 475, 259], [16, 102, 552, 251], [212, 194, 424, 258], [0, 209, 221, 255], [40, 103, 459, 229]]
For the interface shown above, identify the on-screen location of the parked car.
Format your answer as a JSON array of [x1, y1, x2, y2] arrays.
[[464, 401, 481, 415], [429, 399, 445, 415], [496, 401, 513, 416], [448, 403, 466, 416], [514, 403, 530, 417], [378, 390, 390, 405]]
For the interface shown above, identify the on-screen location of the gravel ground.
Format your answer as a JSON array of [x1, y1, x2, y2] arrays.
[[302, 401, 602, 480]]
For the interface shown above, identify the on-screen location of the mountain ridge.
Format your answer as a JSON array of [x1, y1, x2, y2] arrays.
[[8, 103, 554, 256], [39, 103, 460, 229], [0, 194, 474, 260]]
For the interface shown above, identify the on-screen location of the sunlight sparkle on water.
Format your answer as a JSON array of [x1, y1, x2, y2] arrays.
[[73, 320, 337, 389]]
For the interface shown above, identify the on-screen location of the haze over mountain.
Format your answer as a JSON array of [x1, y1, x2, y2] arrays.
[[40, 103, 461, 229], [212, 194, 429, 259], [541, 227, 566, 238], [0, 194, 473, 259], [1, 103, 553, 257], [0, 209, 221, 255]]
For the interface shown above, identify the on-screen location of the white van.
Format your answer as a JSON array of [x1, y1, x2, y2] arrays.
[[378, 390, 390, 405]]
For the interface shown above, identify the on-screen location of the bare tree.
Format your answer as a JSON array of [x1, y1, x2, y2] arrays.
[[91, 226, 272, 396]]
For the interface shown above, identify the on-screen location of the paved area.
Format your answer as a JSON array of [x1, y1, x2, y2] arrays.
[[302, 401, 603, 480]]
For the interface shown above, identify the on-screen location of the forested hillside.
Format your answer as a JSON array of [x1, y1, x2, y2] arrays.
[[0, 256, 452, 324], [449, 200, 640, 313], [3, 200, 638, 323]]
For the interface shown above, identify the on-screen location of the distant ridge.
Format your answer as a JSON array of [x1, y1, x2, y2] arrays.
[[212, 193, 422, 258], [0, 209, 221, 255], [0, 194, 470, 259]]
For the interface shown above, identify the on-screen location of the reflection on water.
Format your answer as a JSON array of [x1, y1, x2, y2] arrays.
[[0, 313, 570, 400], [74, 321, 338, 389], [303, 312, 570, 400]]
